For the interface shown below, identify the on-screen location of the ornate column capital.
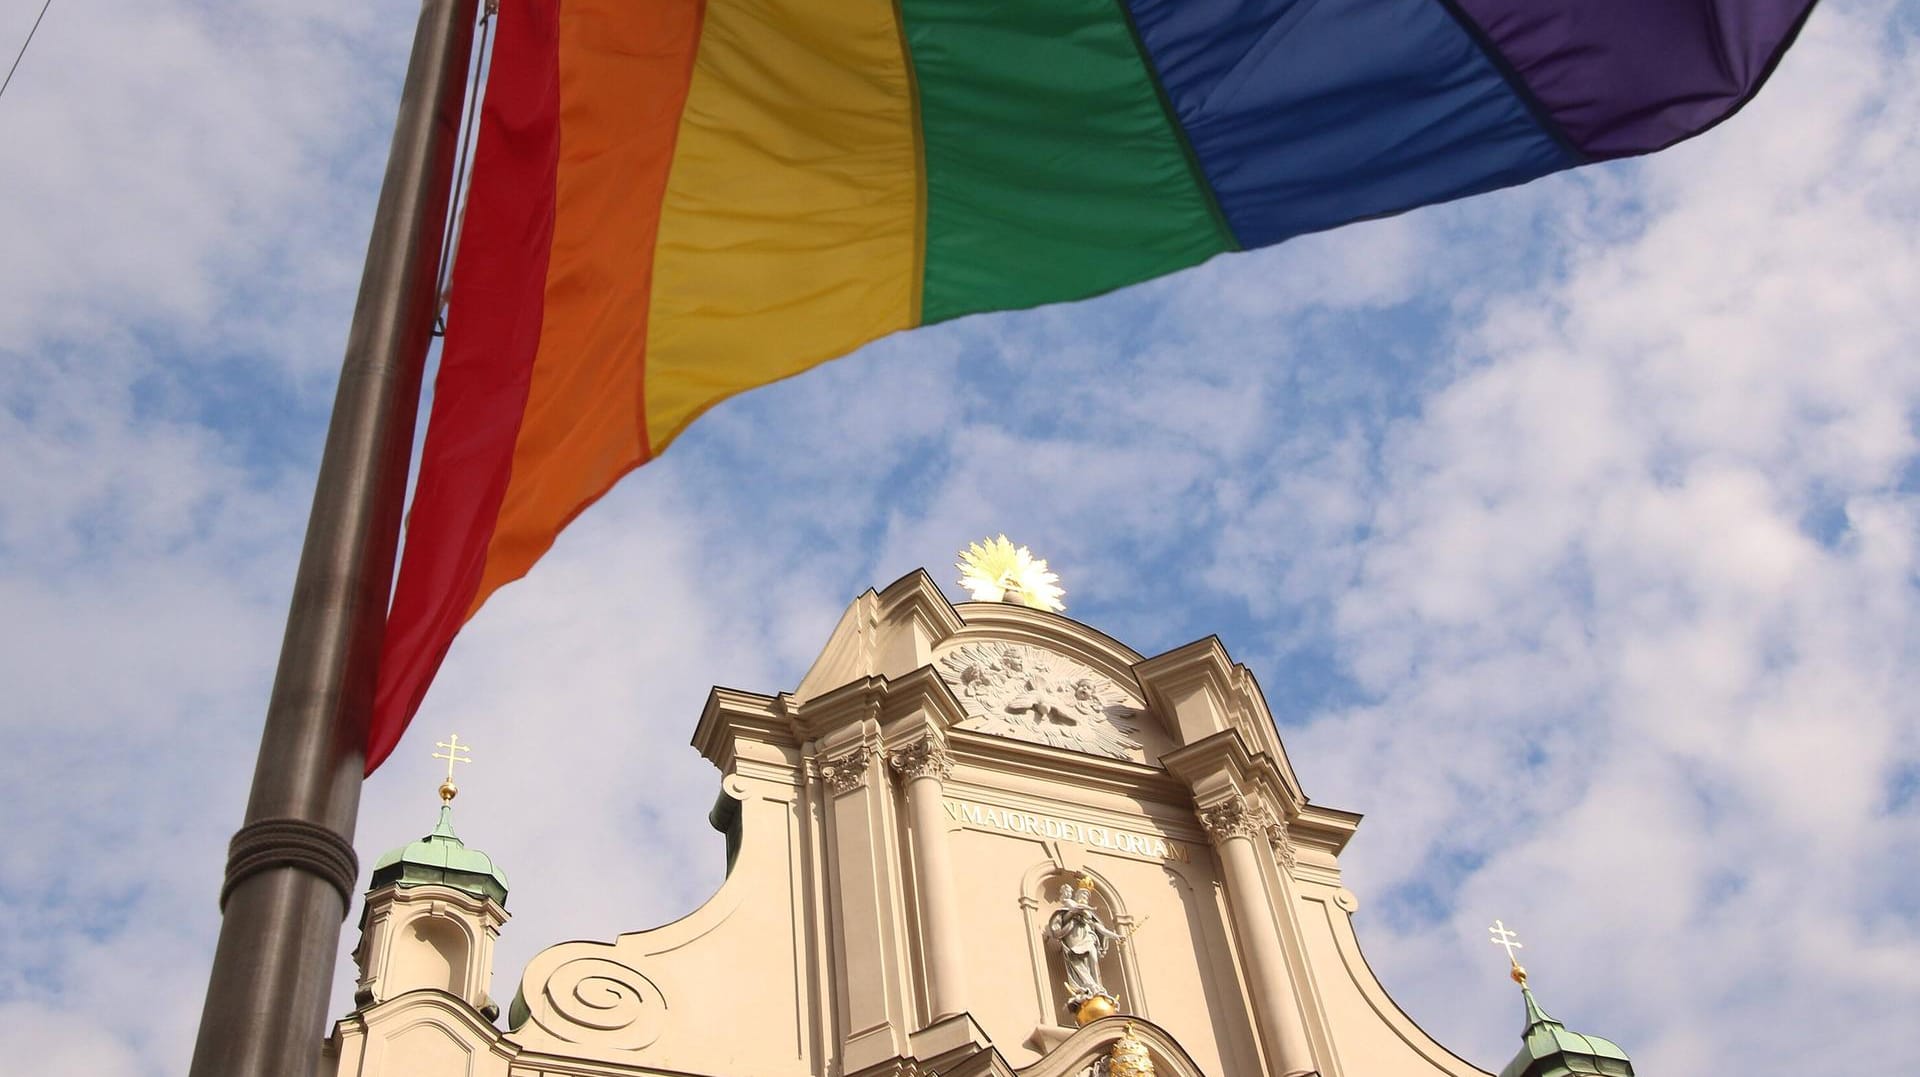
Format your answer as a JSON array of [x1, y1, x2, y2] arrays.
[[813, 742, 875, 793], [1197, 792, 1272, 844], [1265, 815, 1298, 871], [888, 728, 954, 782]]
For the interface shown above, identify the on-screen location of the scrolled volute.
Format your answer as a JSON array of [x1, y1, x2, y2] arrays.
[[529, 955, 667, 1051]]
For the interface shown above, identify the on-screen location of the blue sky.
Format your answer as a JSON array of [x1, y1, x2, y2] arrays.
[[2, 2, 1917, 1073]]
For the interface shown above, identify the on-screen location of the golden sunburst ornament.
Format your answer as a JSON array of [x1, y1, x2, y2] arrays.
[[956, 535, 1065, 612]]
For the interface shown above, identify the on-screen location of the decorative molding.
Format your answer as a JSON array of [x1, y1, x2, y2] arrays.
[[1196, 793, 1271, 844], [936, 640, 1145, 760], [528, 955, 667, 1051], [815, 742, 875, 793], [1265, 815, 1298, 872], [888, 729, 954, 782]]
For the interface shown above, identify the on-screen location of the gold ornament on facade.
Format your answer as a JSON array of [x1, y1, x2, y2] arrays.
[[956, 535, 1066, 611], [1075, 994, 1119, 1025], [1107, 1022, 1157, 1077]]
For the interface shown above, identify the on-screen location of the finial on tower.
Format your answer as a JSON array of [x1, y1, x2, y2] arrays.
[[1486, 919, 1637, 1076], [956, 535, 1065, 611], [1489, 919, 1527, 984], [433, 732, 473, 803]]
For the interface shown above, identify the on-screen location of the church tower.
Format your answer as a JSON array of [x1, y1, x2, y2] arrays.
[[329, 735, 511, 1073], [325, 551, 1632, 1077], [1494, 946, 1634, 1077]]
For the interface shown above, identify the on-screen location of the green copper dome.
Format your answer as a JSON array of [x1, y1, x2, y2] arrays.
[[369, 805, 510, 906], [1498, 985, 1633, 1077]]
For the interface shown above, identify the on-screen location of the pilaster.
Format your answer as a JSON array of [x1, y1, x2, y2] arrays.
[[890, 723, 967, 1023], [1167, 732, 1317, 1077], [812, 724, 915, 1072]]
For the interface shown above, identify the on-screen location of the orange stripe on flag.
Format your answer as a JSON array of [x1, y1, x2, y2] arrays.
[[470, 0, 705, 614]]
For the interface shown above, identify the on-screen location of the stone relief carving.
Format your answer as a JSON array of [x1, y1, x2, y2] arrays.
[[527, 955, 666, 1051], [814, 743, 874, 793], [888, 731, 954, 782], [1264, 814, 1298, 872], [1196, 793, 1269, 844], [936, 641, 1145, 760]]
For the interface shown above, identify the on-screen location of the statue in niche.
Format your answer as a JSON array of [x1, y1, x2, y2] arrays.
[[1045, 881, 1126, 1022]]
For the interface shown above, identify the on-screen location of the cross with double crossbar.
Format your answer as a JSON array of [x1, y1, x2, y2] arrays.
[[432, 733, 472, 801], [1488, 919, 1524, 965]]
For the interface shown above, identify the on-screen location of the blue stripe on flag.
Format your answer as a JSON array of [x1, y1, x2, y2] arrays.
[[1123, 0, 1579, 247]]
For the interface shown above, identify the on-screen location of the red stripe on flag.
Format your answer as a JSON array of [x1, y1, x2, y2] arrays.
[[369, 0, 563, 774]]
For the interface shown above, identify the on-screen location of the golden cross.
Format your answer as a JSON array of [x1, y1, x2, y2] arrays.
[[1488, 920, 1523, 963], [432, 733, 473, 800], [1488, 919, 1529, 983]]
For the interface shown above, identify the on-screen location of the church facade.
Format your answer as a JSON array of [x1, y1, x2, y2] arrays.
[[326, 569, 1630, 1077]]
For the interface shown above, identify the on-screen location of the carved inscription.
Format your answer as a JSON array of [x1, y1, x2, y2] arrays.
[[943, 797, 1190, 863]]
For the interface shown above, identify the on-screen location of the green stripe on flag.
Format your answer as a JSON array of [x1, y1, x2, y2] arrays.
[[901, 0, 1231, 325]]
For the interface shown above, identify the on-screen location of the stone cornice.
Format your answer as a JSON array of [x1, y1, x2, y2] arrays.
[[360, 881, 509, 926], [1134, 638, 1308, 805], [1290, 802, 1361, 859], [792, 666, 970, 743], [1163, 727, 1307, 819], [334, 987, 517, 1058], [943, 726, 1191, 805], [874, 568, 967, 641], [1161, 728, 1258, 797], [1133, 636, 1237, 745], [691, 686, 786, 770]]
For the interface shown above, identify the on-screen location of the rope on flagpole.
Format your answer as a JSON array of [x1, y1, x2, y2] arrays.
[[0, 0, 55, 102], [432, 0, 498, 337]]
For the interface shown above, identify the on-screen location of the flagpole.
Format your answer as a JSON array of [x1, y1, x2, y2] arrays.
[[188, 2, 479, 1074]]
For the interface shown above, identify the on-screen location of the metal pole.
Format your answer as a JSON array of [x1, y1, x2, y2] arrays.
[[189, 2, 479, 1074]]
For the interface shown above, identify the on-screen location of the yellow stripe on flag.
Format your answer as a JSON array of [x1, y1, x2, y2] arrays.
[[643, 0, 921, 451]]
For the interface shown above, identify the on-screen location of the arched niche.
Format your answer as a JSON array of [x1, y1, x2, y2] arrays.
[[405, 914, 473, 997]]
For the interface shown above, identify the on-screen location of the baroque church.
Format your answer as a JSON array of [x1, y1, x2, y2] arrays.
[[325, 554, 1633, 1077]]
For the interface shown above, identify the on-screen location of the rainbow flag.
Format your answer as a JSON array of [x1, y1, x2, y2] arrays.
[[369, 0, 1818, 770]]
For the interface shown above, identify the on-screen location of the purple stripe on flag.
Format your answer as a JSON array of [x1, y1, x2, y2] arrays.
[[1444, 0, 1820, 157]]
